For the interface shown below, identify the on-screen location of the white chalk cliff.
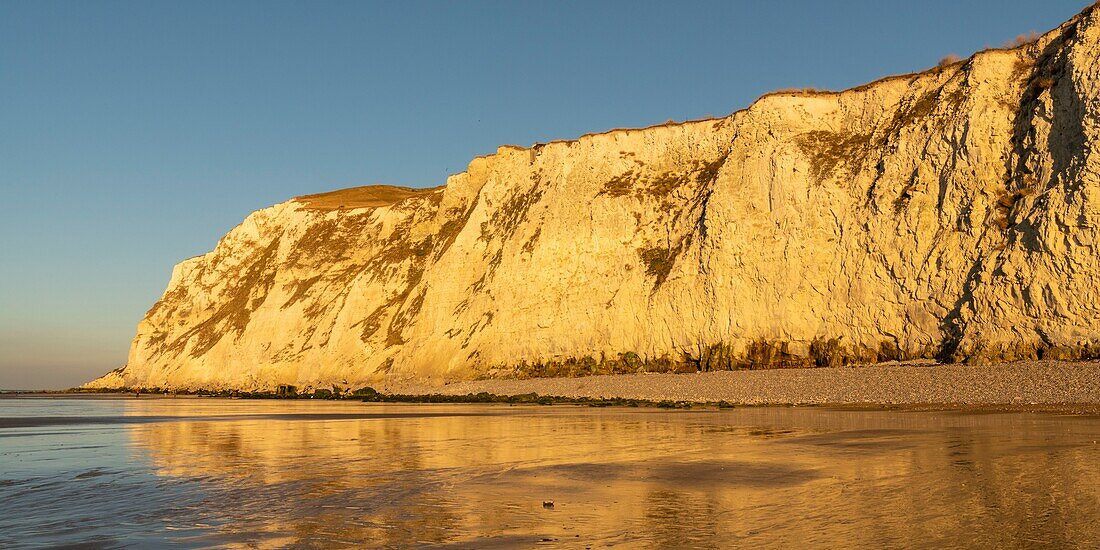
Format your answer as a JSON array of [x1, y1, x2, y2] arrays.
[[89, 6, 1100, 391]]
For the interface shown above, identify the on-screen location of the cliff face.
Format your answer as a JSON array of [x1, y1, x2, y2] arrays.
[[88, 6, 1100, 391]]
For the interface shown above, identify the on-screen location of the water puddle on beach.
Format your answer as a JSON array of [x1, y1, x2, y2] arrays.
[[1, 397, 1098, 548]]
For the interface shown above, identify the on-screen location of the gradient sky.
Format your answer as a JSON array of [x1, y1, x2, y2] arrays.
[[0, 1, 1089, 389]]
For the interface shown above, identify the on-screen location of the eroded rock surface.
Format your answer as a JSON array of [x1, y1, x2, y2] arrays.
[[88, 6, 1100, 391]]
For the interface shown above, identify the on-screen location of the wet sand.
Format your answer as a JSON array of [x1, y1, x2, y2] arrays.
[[4, 398, 1099, 547], [379, 360, 1100, 413]]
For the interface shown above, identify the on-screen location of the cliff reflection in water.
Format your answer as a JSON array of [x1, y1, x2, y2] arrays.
[[125, 400, 1100, 548]]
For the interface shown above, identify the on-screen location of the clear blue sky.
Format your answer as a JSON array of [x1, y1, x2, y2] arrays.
[[0, 1, 1088, 389]]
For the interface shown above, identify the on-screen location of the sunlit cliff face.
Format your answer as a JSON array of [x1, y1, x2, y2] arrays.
[[90, 5, 1100, 391], [125, 401, 1100, 548]]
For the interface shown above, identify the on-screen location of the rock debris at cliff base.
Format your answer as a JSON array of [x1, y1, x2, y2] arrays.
[[378, 361, 1100, 411]]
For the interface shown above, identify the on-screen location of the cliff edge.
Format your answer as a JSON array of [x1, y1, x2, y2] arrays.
[[88, 5, 1100, 391]]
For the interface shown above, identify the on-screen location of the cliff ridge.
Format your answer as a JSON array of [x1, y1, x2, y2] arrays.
[[88, 5, 1100, 391]]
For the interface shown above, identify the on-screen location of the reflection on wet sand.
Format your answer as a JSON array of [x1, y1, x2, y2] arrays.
[[121, 400, 1100, 548]]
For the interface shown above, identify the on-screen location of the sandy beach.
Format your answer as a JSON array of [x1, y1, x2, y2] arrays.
[[377, 360, 1100, 412]]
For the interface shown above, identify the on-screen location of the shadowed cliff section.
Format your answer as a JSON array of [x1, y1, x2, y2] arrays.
[[87, 4, 1100, 391]]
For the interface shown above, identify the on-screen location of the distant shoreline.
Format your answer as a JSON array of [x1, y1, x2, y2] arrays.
[[12, 360, 1100, 414]]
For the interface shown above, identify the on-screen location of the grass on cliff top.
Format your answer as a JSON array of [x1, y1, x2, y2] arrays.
[[294, 185, 442, 211]]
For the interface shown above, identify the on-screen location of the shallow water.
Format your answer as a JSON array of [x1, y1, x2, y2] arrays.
[[1, 398, 1098, 548]]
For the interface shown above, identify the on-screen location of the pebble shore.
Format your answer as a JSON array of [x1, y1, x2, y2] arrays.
[[378, 360, 1100, 412]]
